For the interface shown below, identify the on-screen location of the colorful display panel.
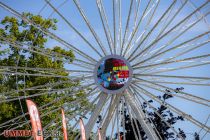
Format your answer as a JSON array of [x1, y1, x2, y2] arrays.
[[97, 58, 130, 91]]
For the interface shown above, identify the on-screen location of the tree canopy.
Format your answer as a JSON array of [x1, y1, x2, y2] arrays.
[[0, 13, 89, 139]]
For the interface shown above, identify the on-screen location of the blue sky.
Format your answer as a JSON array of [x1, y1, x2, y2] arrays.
[[0, 0, 210, 139]]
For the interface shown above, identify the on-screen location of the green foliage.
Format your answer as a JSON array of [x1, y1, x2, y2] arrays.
[[0, 13, 88, 139]]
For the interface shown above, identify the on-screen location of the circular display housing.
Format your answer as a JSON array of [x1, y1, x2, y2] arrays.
[[94, 55, 133, 94]]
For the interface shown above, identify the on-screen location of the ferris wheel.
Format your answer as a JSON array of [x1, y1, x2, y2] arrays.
[[0, 0, 209, 139]]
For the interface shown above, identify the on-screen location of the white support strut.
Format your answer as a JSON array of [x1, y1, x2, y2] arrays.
[[124, 90, 159, 140]]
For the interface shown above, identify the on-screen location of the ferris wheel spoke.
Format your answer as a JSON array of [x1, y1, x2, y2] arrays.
[[0, 97, 91, 136], [68, 113, 88, 132], [198, 114, 210, 137], [131, 87, 165, 140], [85, 93, 108, 139], [37, 0, 50, 14], [100, 94, 121, 139], [130, 86, 186, 140], [138, 61, 210, 75], [130, 0, 141, 34], [69, 119, 81, 138], [128, 87, 149, 140], [101, 96, 115, 121], [118, 97, 123, 140], [134, 85, 210, 132], [146, 2, 209, 61], [110, 109, 117, 140], [39, 86, 98, 113], [1, 76, 86, 97], [0, 120, 27, 130], [68, 62, 94, 70], [133, 78, 210, 107], [135, 93, 164, 140], [122, 0, 142, 57], [133, 0, 141, 27], [153, 0, 188, 39], [142, 39, 210, 69], [96, 0, 114, 55], [132, 90, 165, 140], [113, 0, 117, 55], [26, 0, 68, 53], [0, 66, 92, 75], [129, 0, 209, 62], [133, 0, 189, 62], [0, 69, 92, 80], [44, 0, 104, 58], [0, 114, 27, 129], [123, 0, 153, 56], [143, 22, 209, 65], [124, 89, 159, 139], [134, 76, 206, 85], [127, 0, 177, 61], [0, 66, 93, 74], [43, 95, 97, 131], [123, 0, 160, 58], [72, 0, 108, 56], [117, 0, 122, 55], [0, 40, 94, 72], [43, 104, 93, 139], [134, 74, 210, 81], [0, 82, 95, 104], [0, 87, 93, 129], [120, 96, 126, 140], [135, 35, 208, 70], [132, 28, 210, 67], [0, 37, 96, 70], [133, 53, 210, 70], [128, 0, 161, 55], [120, 0, 134, 56], [187, 0, 210, 30], [97, 95, 113, 134], [0, 85, 92, 104], [124, 98, 142, 140], [137, 80, 210, 87], [0, 66, 90, 78], [143, 80, 210, 108], [0, 1, 97, 63], [0, 71, 72, 78]]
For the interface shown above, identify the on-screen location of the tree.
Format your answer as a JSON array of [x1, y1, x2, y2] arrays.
[[194, 132, 200, 140], [118, 89, 201, 140], [122, 93, 186, 140], [0, 13, 89, 139]]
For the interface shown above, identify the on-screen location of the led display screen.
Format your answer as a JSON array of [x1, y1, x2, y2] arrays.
[[97, 58, 130, 91]]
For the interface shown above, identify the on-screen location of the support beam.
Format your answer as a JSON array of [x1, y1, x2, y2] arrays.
[[85, 93, 108, 139], [100, 94, 121, 139], [124, 90, 159, 140]]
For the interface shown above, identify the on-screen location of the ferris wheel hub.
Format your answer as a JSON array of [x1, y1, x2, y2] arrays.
[[94, 55, 133, 94]]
